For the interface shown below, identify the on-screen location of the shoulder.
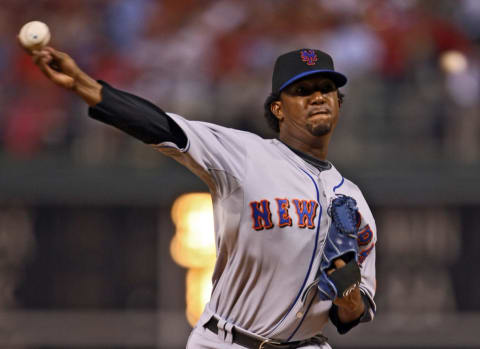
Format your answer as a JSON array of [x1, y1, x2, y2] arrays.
[[166, 113, 267, 144], [333, 175, 367, 209], [321, 164, 363, 197], [322, 165, 376, 233], [341, 179, 376, 235]]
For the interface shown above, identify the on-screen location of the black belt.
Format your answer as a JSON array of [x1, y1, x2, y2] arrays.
[[204, 317, 327, 349]]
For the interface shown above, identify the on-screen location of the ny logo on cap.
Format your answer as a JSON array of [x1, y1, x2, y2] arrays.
[[300, 49, 318, 66]]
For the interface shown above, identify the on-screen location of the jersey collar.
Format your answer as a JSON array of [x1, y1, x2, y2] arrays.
[[277, 139, 332, 172]]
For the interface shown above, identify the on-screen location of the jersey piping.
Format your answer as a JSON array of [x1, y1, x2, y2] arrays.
[[333, 177, 345, 192], [267, 168, 323, 337], [287, 288, 318, 341]]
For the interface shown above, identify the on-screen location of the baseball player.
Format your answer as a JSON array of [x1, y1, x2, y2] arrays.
[[29, 46, 377, 348]]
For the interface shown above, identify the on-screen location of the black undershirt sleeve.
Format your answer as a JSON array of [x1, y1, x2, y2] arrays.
[[88, 81, 187, 148], [328, 292, 372, 334]]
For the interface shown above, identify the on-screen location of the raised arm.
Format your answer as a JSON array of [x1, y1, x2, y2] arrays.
[[25, 46, 186, 147]]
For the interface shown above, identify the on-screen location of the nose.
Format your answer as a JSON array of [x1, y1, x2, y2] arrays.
[[310, 91, 326, 104]]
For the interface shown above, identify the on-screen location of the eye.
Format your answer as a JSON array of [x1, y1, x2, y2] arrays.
[[319, 83, 336, 94], [295, 86, 312, 96]]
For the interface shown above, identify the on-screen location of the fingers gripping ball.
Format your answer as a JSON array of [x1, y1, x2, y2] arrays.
[[18, 21, 51, 51], [317, 195, 361, 301]]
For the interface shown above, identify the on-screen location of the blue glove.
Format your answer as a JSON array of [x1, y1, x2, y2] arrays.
[[317, 195, 361, 301]]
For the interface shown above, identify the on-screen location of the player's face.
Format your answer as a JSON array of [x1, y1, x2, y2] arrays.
[[273, 76, 340, 138]]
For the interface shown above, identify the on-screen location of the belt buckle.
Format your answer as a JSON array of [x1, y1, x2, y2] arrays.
[[259, 338, 282, 349]]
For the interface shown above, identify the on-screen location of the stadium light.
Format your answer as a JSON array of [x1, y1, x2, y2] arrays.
[[170, 193, 216, 326]]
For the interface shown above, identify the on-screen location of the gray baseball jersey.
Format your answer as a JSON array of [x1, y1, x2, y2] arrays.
[[156, 113, 377, 348]]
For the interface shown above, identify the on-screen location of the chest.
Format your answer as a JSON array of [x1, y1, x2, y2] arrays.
[[235, 161, 337, 260], [243, 154, 339, 225]]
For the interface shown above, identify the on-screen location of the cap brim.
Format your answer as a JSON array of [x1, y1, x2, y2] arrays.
[[278, 70, 347, 92]]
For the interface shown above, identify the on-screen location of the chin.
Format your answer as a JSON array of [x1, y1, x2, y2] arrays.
[[307, 123, 332, 137]]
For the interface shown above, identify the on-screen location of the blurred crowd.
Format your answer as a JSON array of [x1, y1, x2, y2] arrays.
[[1, 0, 479, 165], [1, 3, 479, 345]]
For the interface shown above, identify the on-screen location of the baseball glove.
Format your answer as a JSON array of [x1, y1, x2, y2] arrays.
[[317, 195, 361, 301]]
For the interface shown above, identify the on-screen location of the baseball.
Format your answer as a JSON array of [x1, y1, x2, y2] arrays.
[[18, 21, 51, 51]]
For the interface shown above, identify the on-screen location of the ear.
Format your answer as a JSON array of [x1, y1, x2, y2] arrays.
[[336, 91, 342, 109], [271, 100, 284, 121]]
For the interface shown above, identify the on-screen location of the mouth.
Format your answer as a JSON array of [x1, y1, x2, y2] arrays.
[[308, 109, 331, 117]]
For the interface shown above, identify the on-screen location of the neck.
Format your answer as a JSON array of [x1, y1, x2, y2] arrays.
[[279, 133, 331, 160]]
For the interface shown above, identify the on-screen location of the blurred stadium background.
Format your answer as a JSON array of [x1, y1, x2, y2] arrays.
[[1, 0, 479, 348]]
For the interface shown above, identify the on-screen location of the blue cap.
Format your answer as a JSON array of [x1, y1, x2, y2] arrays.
[[272, 49, 347, 93]]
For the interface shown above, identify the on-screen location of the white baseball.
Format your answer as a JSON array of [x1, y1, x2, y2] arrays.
[[18, 21, 51, 50]]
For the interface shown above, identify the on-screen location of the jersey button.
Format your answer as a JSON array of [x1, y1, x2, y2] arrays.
[[296, 312, 303, 319]]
